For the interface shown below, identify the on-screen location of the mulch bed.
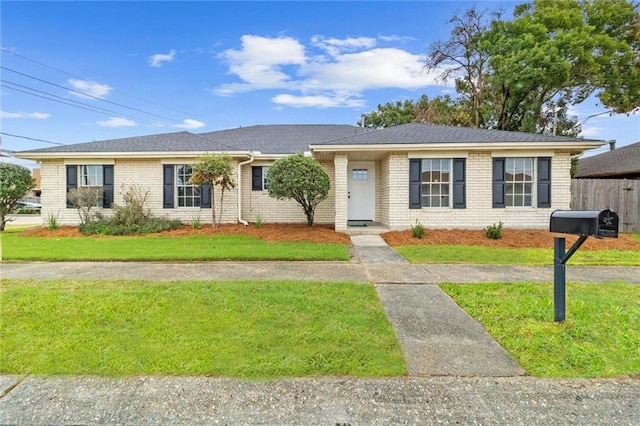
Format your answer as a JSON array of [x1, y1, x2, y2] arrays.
[[19, 224, 640, 250]]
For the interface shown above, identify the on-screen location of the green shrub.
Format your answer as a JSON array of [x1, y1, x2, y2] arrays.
[[80, 217, 182, 236], [79, 185, 182, 236], [255, 213, 264, 229], [47, 213, 60, 231], [411, 220, 425, 239], [191, 214, 202, 229], [485, 221, 503, 239]]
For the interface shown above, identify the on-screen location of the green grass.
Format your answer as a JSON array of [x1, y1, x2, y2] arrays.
[[0, 279, 405, 378], [1, 230, 349, 261], [396, 245, 640, 266], [441, 281, 640, 378]]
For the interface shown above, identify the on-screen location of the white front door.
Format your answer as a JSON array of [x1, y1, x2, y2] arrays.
[[348, 161, 375, 221]]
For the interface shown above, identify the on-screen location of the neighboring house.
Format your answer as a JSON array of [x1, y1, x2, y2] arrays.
[[575, 141, 640, 179], [15, 123, 604, 231], [572, 141, 640, 233]]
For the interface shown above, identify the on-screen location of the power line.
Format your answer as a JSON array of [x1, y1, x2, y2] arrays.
[[2, 84, 155, 123], [0, 131, 65, 146], [1, 66, 186, 124], [2, 80, 160, 124], [0, 47, 199, 119]]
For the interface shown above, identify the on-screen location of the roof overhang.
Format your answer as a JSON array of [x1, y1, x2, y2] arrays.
[[13, 150, 288, 161], [309, 140, 606, 153]]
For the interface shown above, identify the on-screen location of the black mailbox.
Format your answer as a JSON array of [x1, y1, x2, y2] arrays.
[[550, 209, 618, 238]]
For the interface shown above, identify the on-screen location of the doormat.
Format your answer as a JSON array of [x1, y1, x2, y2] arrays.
[[348, 222, 368, 227]]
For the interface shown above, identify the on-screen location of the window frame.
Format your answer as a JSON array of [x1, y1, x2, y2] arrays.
[[504, 157, 534, 207], [409, 158, 466, 210], [175, 164, 201, 208], [420, 158, 452, 208]]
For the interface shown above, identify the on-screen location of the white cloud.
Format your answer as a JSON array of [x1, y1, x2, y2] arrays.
[[173, 119, 205, 129], [97, 117, 136, 127], [68, 79, 112, 99], [216, 35, 306, 95], [149, 49, 176, 67], [580, 126, 604, 137], [272, 94, 366, 108], [215, 34, 449, 108], [1, 110, 50, 119], [311, 35, 377, 57]]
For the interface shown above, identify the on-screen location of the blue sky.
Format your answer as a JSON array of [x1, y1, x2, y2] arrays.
[[2, 1, 639, 168]]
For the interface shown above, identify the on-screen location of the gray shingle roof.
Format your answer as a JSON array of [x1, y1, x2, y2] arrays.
[[16, 123, 602, 157], [199, 124, 372, 154], [575, 141, 640, 178], [18, 132, 228, 153], [18, 125, 372, 155], [315, 123, 602, 145]]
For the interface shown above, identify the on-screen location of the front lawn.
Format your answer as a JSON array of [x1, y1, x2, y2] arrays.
[[1, 230, 349, 261], [441, 281, 640, 378], [0, 279, 405, 378], [396, 245, 640, 266]]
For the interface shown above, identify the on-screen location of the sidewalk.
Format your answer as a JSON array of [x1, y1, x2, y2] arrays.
[[2, 236, 639, 423]]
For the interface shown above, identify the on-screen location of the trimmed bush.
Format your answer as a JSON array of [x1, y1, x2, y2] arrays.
[[485, 221, 504, 240]]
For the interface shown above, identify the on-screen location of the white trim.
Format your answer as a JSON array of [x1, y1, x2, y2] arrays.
[[310, 141, 604, 152], [64, 159, 114, 165], [408, 151, 468, 159], [491, 150, 554, 157]]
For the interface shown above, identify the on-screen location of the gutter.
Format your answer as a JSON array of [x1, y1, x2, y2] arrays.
[[236, 153, 256, 227]]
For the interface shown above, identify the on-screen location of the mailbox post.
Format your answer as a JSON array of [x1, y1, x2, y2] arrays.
[[549, 209, 618, 322]]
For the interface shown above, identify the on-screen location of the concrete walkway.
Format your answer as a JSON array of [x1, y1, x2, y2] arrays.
[[349, 235, 524, 376]]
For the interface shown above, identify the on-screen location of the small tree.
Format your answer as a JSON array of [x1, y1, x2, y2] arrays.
[[266, 153, 330, 226], [67, 187, 103, 225], [189, 153, 235, 228], [0, 163, 35, 231]]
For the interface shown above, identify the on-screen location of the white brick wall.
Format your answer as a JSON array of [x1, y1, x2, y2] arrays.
[[240, 160, 335, 225], [39, 158, 336, 227], [37, 150, 574, 230]]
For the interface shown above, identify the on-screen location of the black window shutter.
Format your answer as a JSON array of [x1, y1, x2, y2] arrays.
[[452, 158, 466, 209], [163, 164, 174, 208], [66, 165, 77, 208], [537, 157, 552, 208], [102, 165, 114, 208], [492, 158, 506, 208], [200, 184, 212, 208], [252, 166, 263, 191], [409, 159, 422, 209]]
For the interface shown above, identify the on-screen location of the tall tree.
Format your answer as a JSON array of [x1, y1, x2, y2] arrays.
[[361, 95, 474, 128], [425, 8, 499, 128], [189, 153, 235, 228], [0, 163, 35, 231], [426, 0, 640, 134]]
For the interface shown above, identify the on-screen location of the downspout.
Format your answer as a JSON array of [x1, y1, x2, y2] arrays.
[[237, 153, 255, 227]]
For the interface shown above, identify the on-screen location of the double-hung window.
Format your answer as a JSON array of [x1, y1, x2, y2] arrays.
[[493, 157, 551, 208], [421, 159, 450, 207], [66, 164, 114, 208], [409, 158, 466, 209], [176, 165, 201, 207], [162, 164, 211, 208]]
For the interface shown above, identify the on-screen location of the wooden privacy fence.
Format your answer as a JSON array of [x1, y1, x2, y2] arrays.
[[571, 179, 640, 233]]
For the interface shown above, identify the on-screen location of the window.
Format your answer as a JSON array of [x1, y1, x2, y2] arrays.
[[409, 158, 466, 209], [162, 164, 211, 209], [66, 164, 113, 208], [505, 158, 533, 206], [352, 169, 368, 181], [80, 165, 103, 187], [493, 157, 551, 208], [421, 159, 450, 207], [176, 165, 200, 207], [252, 166, 270, 191]]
